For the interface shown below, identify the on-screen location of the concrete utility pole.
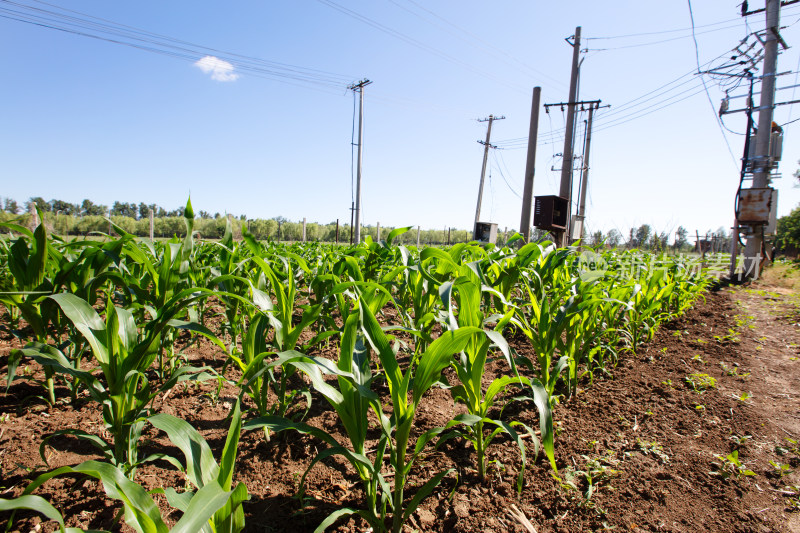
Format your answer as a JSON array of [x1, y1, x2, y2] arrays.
[[742, 0, 780, 278], [557, 26, 582, 247], [349, 79, 372, 245], [473, 114, 505, 236], [577, 103, 596, 220], [519, 87, 542, 243], [149, 209, 154, 241]]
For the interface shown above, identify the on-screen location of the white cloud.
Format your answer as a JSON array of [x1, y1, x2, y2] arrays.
[[194, 55, 239, 82]]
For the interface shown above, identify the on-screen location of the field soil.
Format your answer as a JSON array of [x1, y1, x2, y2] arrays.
[[2, 266, 800, 532]]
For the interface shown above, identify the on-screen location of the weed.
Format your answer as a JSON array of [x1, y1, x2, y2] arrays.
[[768, 460, 793, 477], [560, 453, 621, 504], [713, 329, 741, 344], [720, 362, 750, 379], [636, 438, 670, 464], [784, 485, 800, 511], [776, 438, 800, 458], [729, 434, 752, 447], [691, 354, 705, 364], [710, 450, 756, 480], [685, 373, 716, 393], [734, 391, 753, 403]]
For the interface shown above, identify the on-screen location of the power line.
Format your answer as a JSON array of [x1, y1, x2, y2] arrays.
[[385, 0, 566, 90], [315, 0, 529, 94], [587, 22, 749, 52], [586, 14, 748, 40], [687, 0, 740, 170], [0, 0, 356, 92]]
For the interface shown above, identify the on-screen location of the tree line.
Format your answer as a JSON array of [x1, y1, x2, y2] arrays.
[[0, 196, 737, 251]]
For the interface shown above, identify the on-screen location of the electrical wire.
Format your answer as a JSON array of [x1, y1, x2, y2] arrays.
[[0, 0, 356, 92], [687, 0, 740, 170], [492, 150, 522, 199], [315, 0, 529, 94], [587, 22, 749, 52], [386, 0, 566, 90]]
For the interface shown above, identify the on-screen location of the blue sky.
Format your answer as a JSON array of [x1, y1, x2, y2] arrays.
[[2, 0, 800, 240]]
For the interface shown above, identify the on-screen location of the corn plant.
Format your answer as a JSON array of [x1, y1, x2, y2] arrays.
[[7, 404, 247, 532], [1, 215, 60, 404], [246, 297, 489, 533], [437, 263, 555, 485], [148, 399, 248, 532], [244, 308, 386, 529], [16, 292, 222, 477]]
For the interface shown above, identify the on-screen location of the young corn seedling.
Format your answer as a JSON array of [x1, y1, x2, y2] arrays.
[[1, 213, 61, 404], [5, 402, 247, 533], [17, 291, 223, 477], [249, 297, 491, 533], [435, 264, 555, 488]]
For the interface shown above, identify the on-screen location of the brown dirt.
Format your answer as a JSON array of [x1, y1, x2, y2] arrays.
[[2, 272, 800, 532]]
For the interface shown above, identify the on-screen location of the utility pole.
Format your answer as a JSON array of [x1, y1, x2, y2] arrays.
[[558, 26, 582, 247], [742, 0, 780, 278], [349, 202, 354, 245], [730, 72, 756, 278], [473, 114, 505, 237], [519, 87, 542, 243], [578, 103, 605, 222], [349, 79, 372, 245]]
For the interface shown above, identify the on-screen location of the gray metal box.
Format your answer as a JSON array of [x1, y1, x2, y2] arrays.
[[737, 187, 774, 225]]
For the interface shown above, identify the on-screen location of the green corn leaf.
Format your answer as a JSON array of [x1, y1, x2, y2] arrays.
[[400, 468, 453, 526], [50, 293, 108, 364], [147, 414, 219, 488], [0, 495, 67, 531]]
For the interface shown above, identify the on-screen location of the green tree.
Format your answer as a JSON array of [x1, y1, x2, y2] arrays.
[[29, 197, 50, 212], [776, 205, 800, 252], [634, 224, 652, 249], [3, 198, 19, 214], [674, 226, 689, 251], [50, 199, 78, 215], [81, 199, 107, 216], [606, 228, 622, 247]]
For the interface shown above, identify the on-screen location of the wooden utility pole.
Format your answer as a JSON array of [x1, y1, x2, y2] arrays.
[[742, 0, 781, 278], [474, 114, 504, 237], [520, 87, 542, 243], [557, 26, 582, 247], [349, 79, 372, 245]]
